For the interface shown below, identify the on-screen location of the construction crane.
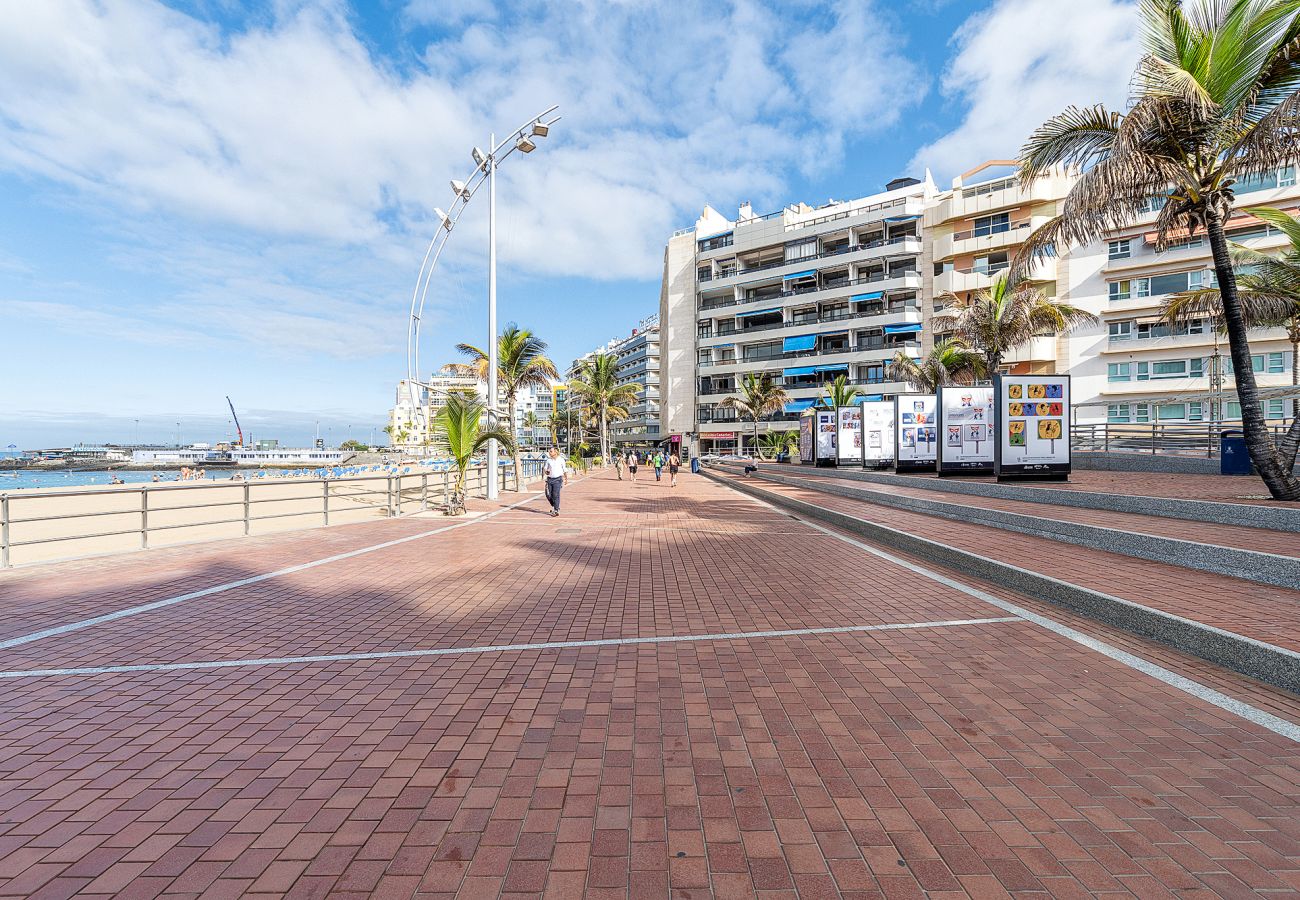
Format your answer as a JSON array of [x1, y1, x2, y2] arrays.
[[226, 396, 244, 448]]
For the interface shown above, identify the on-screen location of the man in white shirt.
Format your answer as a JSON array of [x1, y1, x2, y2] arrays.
[[542, 447, 568, 517]]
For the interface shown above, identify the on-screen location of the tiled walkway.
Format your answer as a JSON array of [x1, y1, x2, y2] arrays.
[[1, 471, 1298, 898]]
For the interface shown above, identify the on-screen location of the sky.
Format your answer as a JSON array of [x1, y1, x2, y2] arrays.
[[0, 0, 1144, 449]]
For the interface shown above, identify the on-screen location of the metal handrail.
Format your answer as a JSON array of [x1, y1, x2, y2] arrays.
[[0, 463, 527, 569], [1069, 421, 1292, 457]]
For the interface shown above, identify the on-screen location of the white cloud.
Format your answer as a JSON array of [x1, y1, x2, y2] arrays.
[[911, 0, 1142, 180], [0, 0, 930, 287]]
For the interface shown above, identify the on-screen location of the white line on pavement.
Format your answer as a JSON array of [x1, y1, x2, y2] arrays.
[[728, 486, 1300, 744], [0, 617, 1020, 680]]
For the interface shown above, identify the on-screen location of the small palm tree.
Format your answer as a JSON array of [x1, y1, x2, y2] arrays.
[[1163, 206, 1300, 429], [933, 270, 1096, 376], [818, 374, 860, 409], [1017, 0, 1300, 498], [757, 429, 799, 460], [445, 324, 559, 492], [521, 411, 541, 447], [721, 372, 789, 456], [567, 353, 640, 463], [891, 340, 987, 393], [433, 391, 514, 515]]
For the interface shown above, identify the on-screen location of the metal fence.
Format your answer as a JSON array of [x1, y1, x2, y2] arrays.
[[1, 462, 541, 569], [1070, 421, 1293, 457]]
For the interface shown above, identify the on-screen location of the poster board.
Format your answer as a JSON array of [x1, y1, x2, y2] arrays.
[[994, 374, 1071, 481], [936, 386, 995, 475], [798, 410, 815, 465], [861, 401, 895, 468], [836, 405, 864, 467], [815, 409, 837, 466], [894, 394, 937, 472]]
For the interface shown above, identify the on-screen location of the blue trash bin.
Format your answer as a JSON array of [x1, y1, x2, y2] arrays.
[[1220, 430, 1252, 475], [690, 457, 700, 475]]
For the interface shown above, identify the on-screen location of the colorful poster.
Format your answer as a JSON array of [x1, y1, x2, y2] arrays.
[[995, 376, 1071, 480], [799, 412, 815, 464], [815, 409, 837, 463], [937, 385, 995, 474], [895, 394, 937, 470], [861, 401, 894, 464], [837, 406, 864, 466]]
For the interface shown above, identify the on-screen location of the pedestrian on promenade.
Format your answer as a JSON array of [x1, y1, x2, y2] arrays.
[[543, 446, 568, 517], [628, 451, 639, 482], [668, 450, 681, 487], [653, 450, 664, 482], [614, 450, 624, 481]]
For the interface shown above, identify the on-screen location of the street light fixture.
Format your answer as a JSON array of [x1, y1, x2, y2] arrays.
[[407, 104, 560, 500]]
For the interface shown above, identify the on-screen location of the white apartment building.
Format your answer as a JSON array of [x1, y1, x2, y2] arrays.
[[388, 374, 557, 451], [660, 177, 936, 456], [563, 318, 661, 449], [1062, 164, 1300, 425]]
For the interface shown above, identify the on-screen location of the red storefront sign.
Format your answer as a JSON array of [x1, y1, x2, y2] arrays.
[[704, 432, 737, 440]]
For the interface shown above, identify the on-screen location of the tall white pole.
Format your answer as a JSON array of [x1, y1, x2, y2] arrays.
[[486, 133, 500, 500]]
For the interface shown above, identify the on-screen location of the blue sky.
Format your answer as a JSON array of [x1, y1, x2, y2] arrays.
[[0, 0, 1142, 449]]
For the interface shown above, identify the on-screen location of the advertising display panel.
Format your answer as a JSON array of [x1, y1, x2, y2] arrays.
[[894, 394, 937, 472], [994, 374, 1071, 481], [936, 386, 995, 475], [861, 401, 895, 468], [836, 405, 864, 467], [799, 410, 815, 465], [815, 409, 837, 466]]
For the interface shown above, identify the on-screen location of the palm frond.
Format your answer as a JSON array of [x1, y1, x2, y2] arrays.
[[1018, 105, 1122, 179]]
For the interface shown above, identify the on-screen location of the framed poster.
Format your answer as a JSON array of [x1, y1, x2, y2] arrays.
[[836, 405, 864, 467], [936, 386, 995, 475], [894, 394, 937, 473], [994, 374, 1071, 481], [799, 410, 815, 465], [815, 409, 837, 467], [861, 401, 895, 468]]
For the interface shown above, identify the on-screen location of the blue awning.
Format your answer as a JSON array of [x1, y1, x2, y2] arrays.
[[783, 270, 816, 280], [883, 322, 923, 335], [885, 214, 921, 222], [814, 364, 849, 373], [711, 342, 734, 348], [700, 229, 732, 240], [852, 292, 884, 301], [864, 394, 884, 402], [736, 307, 780, 318], [784, 399, 816, 413], [782, 335, 817, 352], [783, 366, 816, 377]]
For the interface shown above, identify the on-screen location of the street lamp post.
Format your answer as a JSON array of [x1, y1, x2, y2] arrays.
[[406, 105, 560, 500]]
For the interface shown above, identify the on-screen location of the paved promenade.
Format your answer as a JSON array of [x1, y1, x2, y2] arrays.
[[1, 470, 1298, 898]]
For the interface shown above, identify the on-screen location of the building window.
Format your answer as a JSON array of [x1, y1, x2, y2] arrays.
[[1108, 320, 1132, 341], [1107, 363, 1131, 382], [1157, 404, 1187, 420], [1135, 403, 1151, 423], [1268, 351, 1285, 373], [785, 239, 817, 262], [1190, 357, 1205, 377], [698, 233, 733, 251], [1226, 401, 1242, 419], [934, 260, 953, 276], [972, 252, 1009, 275], [1109, 281, 1131, 302], [1188, 402, 1203, 421], [972, 213, 1010, 237], [1107, 404, 1130, 423], [1136, 362, 1150, 381], [1151, 360, 1187, 379], [1268, 399, 1285, 418], [1108, 239, 1131, 260]]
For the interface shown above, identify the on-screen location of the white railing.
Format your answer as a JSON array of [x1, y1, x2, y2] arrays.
[[1, 462, 535, 569]]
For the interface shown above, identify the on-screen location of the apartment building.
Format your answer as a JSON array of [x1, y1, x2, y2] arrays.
[[387, 374, 556, 450], [924, 161, 1077, 374], [565, 317, 662, 448], [660, 177, 937, 456], [1063, 164, 1300, 425]]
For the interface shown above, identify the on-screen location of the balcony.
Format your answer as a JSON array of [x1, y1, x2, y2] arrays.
[[700, 270, 923, 315], [1002, 335, 1057, 365], [933, 258, 1053, 294], [700, 236, 922, 288], [928, 173, 1069, 224], [933, 219, 1037, 261]]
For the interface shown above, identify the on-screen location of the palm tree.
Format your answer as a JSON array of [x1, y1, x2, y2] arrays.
[[1017, 0, 1300, 498], [567, 353, 639, 463], [891, 340, 987, 393], [721, 372, 789, 456], [445, 324, 559, 492], [818, 374, 860, 409], [522, 411, 541, 448], [932, 270, 1096, 376], [1162, 206, 1300, 428], [433, 391, 514, 515], [757, 429, 799, 460]]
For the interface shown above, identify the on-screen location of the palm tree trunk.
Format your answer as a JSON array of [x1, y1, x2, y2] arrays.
[[508, 395, 523, 491], [986, 351, 1002, 380], [1277, 326, 1300, 469], [1205, 209, 1298, 499], [600, 407, 609, 463], [753, 415, 760, 457]]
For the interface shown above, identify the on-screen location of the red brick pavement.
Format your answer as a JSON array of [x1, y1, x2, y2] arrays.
[[906, 468, 1295, 507], [721, 470, 1300, 655], [766, 471, 1300, 557], [0, 470, 1299, 898]]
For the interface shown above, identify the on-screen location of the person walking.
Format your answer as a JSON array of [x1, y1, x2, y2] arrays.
[[613, 449, 624, 481], [668, 450, 681, 487], [543, 447, 568, 517], [628, 451, 639, 482], [653, 449, 664, 482]]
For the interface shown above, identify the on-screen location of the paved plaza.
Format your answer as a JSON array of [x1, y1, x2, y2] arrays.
[[1, 469, 1298, 898]]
